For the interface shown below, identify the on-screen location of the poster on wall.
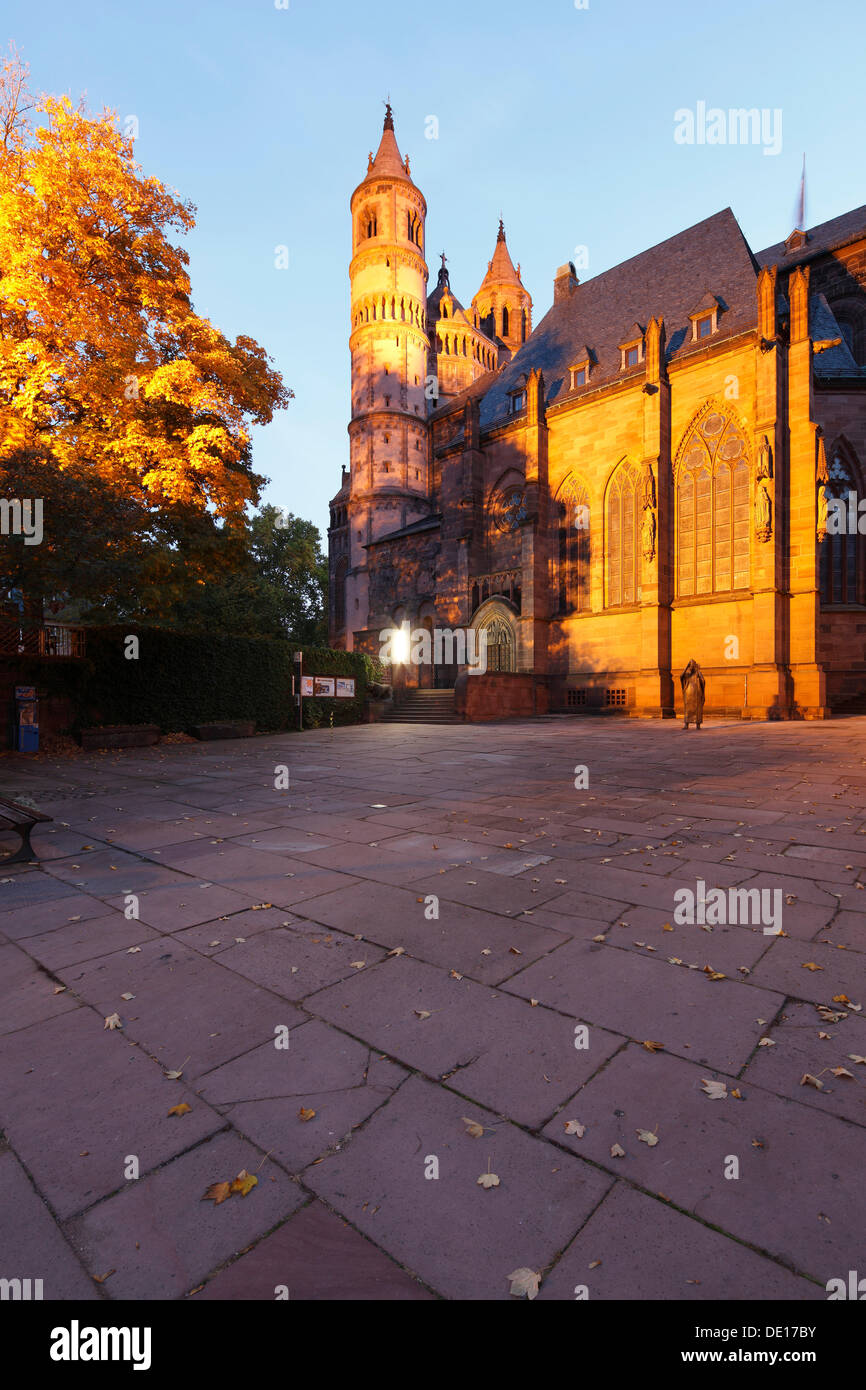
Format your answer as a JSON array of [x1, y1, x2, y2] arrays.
[[300, 676, 314, 697], [314, 677, 336, 697], [336, 678, 355, 698]]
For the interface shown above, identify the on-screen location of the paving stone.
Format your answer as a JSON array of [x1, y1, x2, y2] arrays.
[[0, 1145, 98, 1300], [0, 870, 81, 913], [818, 909, 866, 952], [310, 954, 623, 1127], [20, 911, 159, 970], [55, 937, 305, 1078], [304, 1074, 613, 1299], [593, 907, 776, 975], [543, 1044, 864, 1284], [197, 1019, 407, 1171], [0, 891, 109, 941], [173, 907, 303, 956], [0, 1009, 224, 1220], [0, 941, 81, 1035], [103, 881, 254, 932], [503, 938, 785, 1072], [409, 866, 561, 917], [196, 1199, 434, 1299], [536, 1182, 822, 1301], [64, 1130, 304, 1299], [213, 926, 388, 999], [748, 935, 866, 1006], [741, 999, 866, 1127]]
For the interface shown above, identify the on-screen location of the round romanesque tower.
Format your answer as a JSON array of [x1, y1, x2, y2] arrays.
[[341, 106, 431, 649]]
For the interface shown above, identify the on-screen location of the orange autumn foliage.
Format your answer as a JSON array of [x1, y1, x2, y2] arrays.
[[0, 51, 289, 523]]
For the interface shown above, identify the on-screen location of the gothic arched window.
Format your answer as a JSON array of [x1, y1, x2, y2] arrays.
[[677, 410, 750, 596], [556, 477, 591, 614], [821, 445, 863, 605], [502, 305, 510, 337], [606, 464, 640, 607]]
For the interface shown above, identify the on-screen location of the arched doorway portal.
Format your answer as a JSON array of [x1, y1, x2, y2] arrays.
[[471, 599, 518, 674]]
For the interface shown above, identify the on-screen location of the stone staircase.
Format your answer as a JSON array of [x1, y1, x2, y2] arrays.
[[379, 689, 460, 724]]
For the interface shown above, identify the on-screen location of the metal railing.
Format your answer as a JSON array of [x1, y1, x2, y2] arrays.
[[0, 621, 86, 658]]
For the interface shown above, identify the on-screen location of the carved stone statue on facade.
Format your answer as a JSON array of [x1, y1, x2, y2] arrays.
[[641, 506, 656, 562], [817, 484, 830, 543], [754, 478, 772, 542], [757, 434, 773, 480]]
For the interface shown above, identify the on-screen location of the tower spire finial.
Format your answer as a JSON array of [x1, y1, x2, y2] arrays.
[[497, 217, 505, 242], [383, 97, 394, 131]]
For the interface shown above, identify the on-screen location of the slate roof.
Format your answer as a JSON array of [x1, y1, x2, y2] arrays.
[[756, 204, 866, 270], [478, 207, 761, 429], [365, 514, 441, 547]]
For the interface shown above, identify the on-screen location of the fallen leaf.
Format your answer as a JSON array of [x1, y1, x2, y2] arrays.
[[53, 985, 66, 995], [349, 961, 366, 970], [506, 1267, 541, 1300], [202, 1181, 232, 1205], [563, 1120, 585, 1137], [610, 1143, 626, 1158], [758, 1037, 775, 1047], [800, 1073, 824, 1091], [831, 1067, 854, 1080], [387, 946, 405, 957], [121, 992, 135, 1001], [230, 1169, 258, 1197], [127, 946, 141, 954], [298, 1107, 316, 1122], [92, 1269, 116, 1284], [477, 1171, 500, 1189], [414, 1009, 432, 1020], [700, 1079, 728, 1100], [592, 934, 607, 943], [802, 962, 824, 972], [642, 1040, 664, 1053], [103, 1013, 122, 1030], [461, 1117, 485, 1139], [636, 1128, 659, 1147], [167, 1103, 191, 1117], [847, 1054, 866, 1065]]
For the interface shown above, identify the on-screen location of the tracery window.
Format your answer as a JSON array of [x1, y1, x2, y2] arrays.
[[556, 478, 590, 613], [820, 447, 863, 605], [606, 465, 640, 607], [677, 411, 749, 596]]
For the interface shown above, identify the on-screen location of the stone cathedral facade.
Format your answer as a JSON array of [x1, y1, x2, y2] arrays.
[[328, 107, 866, 718]]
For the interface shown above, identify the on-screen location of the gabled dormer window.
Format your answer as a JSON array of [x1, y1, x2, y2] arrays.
[[688, 294, 720, 342], [620, 341, 643, 369], [510, 390, 527, 414], [570, 360, 589, 389]]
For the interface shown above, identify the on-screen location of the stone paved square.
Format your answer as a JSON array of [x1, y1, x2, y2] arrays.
[[2, 717, 866, 1301]]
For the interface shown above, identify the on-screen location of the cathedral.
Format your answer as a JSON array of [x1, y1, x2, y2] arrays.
[[328, 106, 866, 718]]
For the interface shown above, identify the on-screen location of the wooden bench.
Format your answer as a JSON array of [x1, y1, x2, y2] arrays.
[[0, 797, 53, 865]]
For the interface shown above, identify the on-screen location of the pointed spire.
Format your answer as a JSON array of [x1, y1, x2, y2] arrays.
[[477, 219, 524, 292], [363, 104, 414, 185]]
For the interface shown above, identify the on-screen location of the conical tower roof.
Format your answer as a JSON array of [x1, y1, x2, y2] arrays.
[[361, 104, 414, 186], [476, 220, 525, 293]]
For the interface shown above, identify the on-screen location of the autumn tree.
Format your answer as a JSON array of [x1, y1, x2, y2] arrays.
[[0, 49, 291, 612]]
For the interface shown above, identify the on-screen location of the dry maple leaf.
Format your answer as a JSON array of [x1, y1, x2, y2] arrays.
[[662, 923, 673, 932], [610, 1143, 626, 1158], [642, 1040, 664, 1053], [636, 1128, 659, 1147], [563, 1120, 585, 1137], [230, 1169, 258, 1197], [202, 1181, 232, 1206], [700, 1079, 728, 1100], [297, 1107, 316, 1122], [461, 1117, 485, 1139], [506, 1267, 541, 1300], [800, 1073, 824, 1090], [103, 1013, 122, 1030], [592, 934, 607, 943], [477, 1171, 500, 1189], [121, 992, 135, 1001], [802, 962, 823, 972], [831, 1067, 854, 1080], [758, 1037, 775, 1047], [847, 1054, 866, 1065], [167, 1102, 191, 1117]]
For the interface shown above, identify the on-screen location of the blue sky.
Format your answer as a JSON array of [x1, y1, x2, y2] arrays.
[[8, 0, 866, 538]]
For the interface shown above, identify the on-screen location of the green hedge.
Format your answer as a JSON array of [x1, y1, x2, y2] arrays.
[[2, 630, 377, 735], [296, 646, 384, 728]]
